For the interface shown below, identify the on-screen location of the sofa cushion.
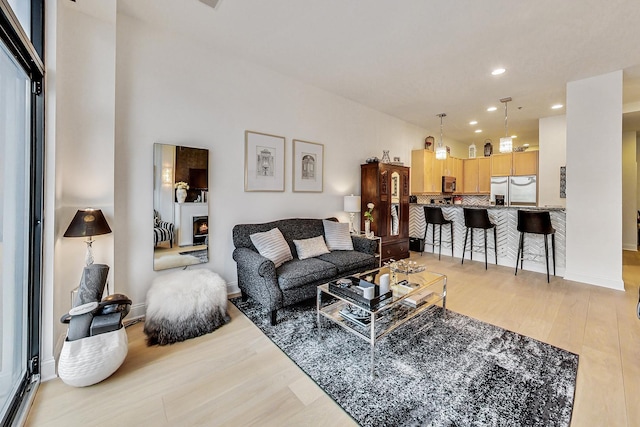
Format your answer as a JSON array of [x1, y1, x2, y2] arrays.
[[322, 220, 354, 251], [293, 236, 330, 260], [249, 228, 293, 268], [277, 258, 337, 290], [317, 251, 376, 274]]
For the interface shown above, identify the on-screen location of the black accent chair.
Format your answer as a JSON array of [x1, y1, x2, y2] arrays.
[[515, 210, 556, 282], [461, 208, 497, 269], [422, 206, 453, 260]]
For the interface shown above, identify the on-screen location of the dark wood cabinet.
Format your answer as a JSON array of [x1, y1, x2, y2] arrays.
[[361, 163, 410, 263]]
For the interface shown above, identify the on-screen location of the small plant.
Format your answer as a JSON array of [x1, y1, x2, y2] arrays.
[[364, 203, 374, 222], [174, 181, 189, 190]]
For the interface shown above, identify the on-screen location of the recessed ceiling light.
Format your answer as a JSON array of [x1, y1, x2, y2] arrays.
[[511, 135, 517, 139], [469, 120, 478, 125], [551, 104, 564, 109], [523, 143, 530, 147], [491, 68, 506, 76], [487, 106, 497, 112], [475, 129, 482, 133]]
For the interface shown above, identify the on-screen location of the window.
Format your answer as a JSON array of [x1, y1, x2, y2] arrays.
[[0, 0, 44, 424]]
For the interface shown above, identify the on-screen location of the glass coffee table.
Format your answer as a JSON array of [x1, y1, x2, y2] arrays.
[[316, 261, 447, 377]]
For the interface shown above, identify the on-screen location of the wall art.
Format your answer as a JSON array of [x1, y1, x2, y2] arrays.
[[245, 131, 285, 192], [292, 139, 324, 192]]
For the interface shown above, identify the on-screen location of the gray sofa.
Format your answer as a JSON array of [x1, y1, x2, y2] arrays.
[[232, 218, 378, 325]]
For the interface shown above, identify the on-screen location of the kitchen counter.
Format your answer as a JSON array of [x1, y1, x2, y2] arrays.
[[412, 203, 565, 211], [409, 204, 566, 276]]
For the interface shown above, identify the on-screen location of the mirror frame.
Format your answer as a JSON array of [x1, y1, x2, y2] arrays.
[[153, 143, 209, 270]]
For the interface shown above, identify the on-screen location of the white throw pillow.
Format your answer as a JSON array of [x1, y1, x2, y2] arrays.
[[323, 220, 354, 251], [250, 228, 293, 268], [293, 236, 330, 260]]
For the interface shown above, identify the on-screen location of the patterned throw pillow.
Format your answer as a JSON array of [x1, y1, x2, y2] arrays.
[[293, 236, 330, 260], [249, 228, 293, 268], [322, 219, 354, 251]]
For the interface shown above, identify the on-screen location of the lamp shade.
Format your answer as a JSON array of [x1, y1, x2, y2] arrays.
[[64, 209, 112, 238], [343, 195, 361, 213]]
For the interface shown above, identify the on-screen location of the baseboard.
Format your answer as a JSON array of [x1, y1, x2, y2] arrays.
[[622, 243, 638, 252], [40, 356, 57, 381], [127, 303, 147, 320], [563, 271, 625, 290], [227, 280, 240, 295]]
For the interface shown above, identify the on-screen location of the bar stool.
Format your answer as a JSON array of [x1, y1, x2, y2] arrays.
[[515, 210, 555, 282], [422, 206, 453, 260], [461, 208, 497, 269]]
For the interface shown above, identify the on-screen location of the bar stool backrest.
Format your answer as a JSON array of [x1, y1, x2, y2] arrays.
[[463, 208, 492, 229], [424, 206, 447, 224], [517, 210, 554, 234]]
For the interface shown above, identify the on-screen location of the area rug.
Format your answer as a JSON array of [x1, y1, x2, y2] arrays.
[[232, 298, 578, 427]]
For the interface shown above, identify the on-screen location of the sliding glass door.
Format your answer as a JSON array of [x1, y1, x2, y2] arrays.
[[0, 0, 44, 424], [0, 39, 31, 424]]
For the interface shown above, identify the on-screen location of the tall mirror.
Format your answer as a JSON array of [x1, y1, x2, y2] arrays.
[[153, 143, 209, 270], [390, 171, 400, 236]]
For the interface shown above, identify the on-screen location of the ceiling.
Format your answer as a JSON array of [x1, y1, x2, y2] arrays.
[[118, 0, 640, 146]]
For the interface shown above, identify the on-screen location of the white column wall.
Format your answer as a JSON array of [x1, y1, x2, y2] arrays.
[[622, 131, 637, 251], [564, 71, 624, 290], [42, 0, 117, 379], [538, 115, 567, 208]]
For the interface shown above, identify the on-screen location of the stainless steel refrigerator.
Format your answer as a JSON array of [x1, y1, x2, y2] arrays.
[[490, 175, 537, 206]]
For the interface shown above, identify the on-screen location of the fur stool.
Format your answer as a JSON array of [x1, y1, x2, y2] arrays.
[[144, 269, 230, 345]]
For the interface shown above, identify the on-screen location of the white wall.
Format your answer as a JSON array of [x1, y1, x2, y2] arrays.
[[564, 71, 624, 290], [538, 115, 567, 208], [113, 14, 431, 311], [622, 131, 637, 251], [41, 0, 117, 379]]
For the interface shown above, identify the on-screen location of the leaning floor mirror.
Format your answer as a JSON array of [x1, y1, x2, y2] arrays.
[[153, 143, 209, 270]]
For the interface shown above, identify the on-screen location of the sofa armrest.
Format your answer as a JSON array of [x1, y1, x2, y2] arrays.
[[232, 247, 283, 311], [351, 235, 378, 255]]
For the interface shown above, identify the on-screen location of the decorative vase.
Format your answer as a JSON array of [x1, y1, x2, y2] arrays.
[[484, 140, 493, 157], [469, 143, 476, 159], [381, 150, 391, 163], [176, 188, 187, 203], [425, 136, 434, 151], [364, 220, 371, 238]]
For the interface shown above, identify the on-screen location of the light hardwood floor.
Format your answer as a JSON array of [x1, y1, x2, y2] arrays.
[[26, 251, 640, 426]]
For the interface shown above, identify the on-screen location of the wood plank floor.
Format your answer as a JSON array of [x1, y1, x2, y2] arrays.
[[26, 251, 640, 426]]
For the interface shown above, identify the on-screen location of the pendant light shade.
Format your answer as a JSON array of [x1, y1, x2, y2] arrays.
[[499, 97, 513, 153], [435, 113, 447, 160]]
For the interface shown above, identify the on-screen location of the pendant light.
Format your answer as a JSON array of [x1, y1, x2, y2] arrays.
[[499, 97, 513, 153], [435, 113, 447, 160]]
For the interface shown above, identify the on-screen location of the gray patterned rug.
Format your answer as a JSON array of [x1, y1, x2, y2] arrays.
[[231, 298, 578, 427]]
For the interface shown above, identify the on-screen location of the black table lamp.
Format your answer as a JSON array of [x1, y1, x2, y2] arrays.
[[64, 209, 112, 266]]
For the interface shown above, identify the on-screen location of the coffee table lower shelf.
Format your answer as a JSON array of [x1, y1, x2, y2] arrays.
[[316, 276, 446, 377]]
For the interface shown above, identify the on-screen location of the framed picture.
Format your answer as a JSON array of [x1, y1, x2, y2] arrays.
[[293, 139, 324, 192], [245, 131, 285, 192]]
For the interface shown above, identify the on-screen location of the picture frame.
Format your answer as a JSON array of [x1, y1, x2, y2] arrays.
[[293, 139, 324, 192], [245, 131, 285, 192]]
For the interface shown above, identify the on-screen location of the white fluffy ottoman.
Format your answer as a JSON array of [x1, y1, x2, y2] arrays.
[[144, 269, 230, 345]]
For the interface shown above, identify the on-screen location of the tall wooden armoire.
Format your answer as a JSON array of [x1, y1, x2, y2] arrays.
[[361, 162, 410, 263]]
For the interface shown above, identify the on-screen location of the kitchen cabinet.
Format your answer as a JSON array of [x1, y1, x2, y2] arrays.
[[490, 153, 512, 176], [411, 149, 438, 193], [490, 151, 538, 176], [361, 163, 410, 262], [463, 158, 491, 194], [411, 149, 463, 194], [512, 151, 538, 175]]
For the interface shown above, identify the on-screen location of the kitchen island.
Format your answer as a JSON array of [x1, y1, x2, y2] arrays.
[[409, 203, 566, 276]]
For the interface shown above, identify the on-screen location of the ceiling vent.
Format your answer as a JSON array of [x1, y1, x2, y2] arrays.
[[199, 0, 221, 9]]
